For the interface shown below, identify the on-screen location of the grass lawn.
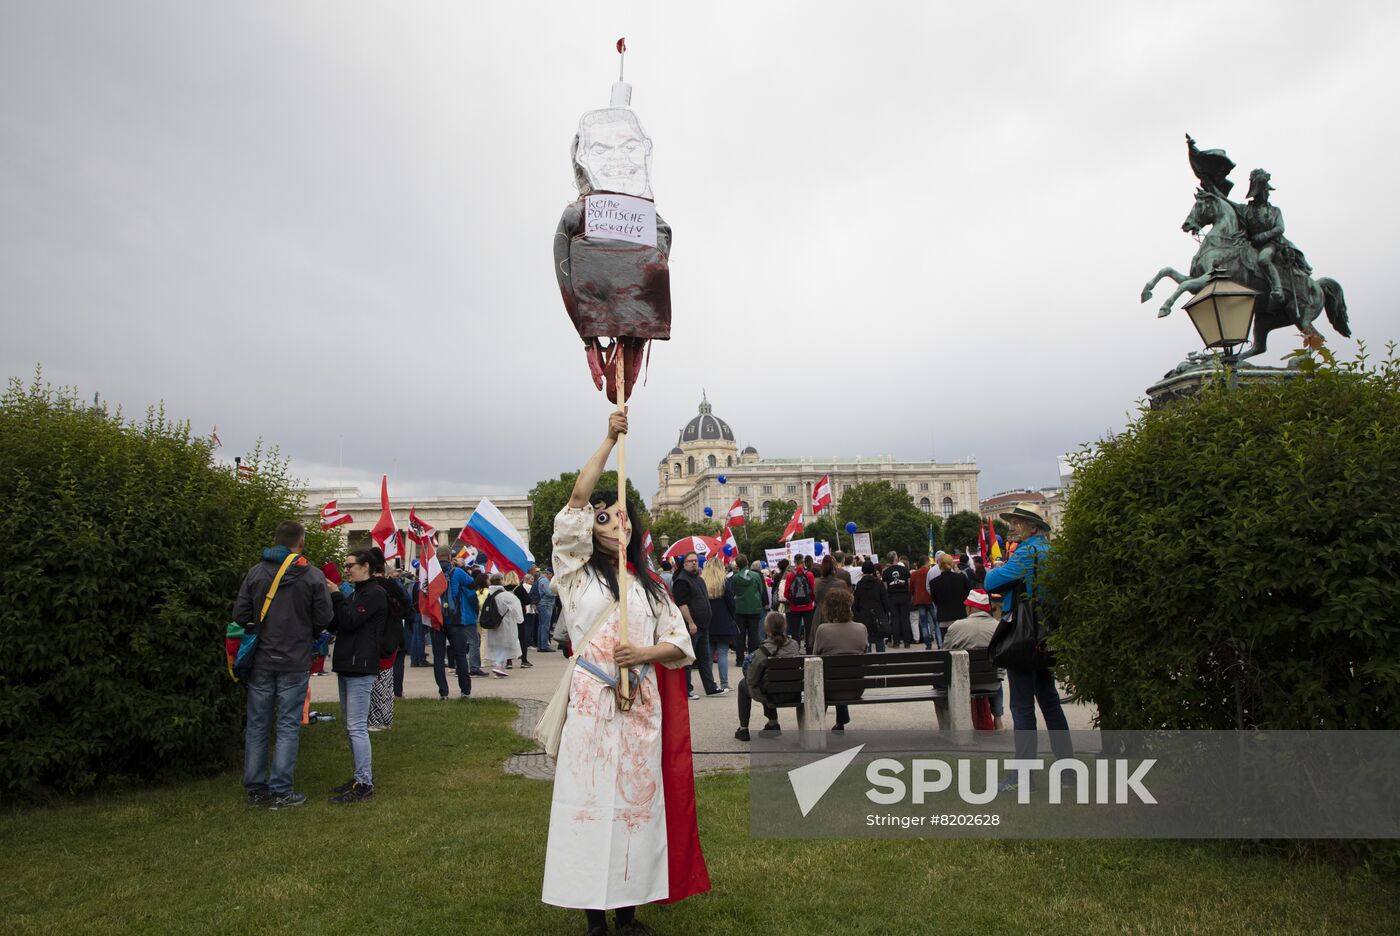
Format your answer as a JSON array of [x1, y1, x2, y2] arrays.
[[3, 699, 1396, 935]]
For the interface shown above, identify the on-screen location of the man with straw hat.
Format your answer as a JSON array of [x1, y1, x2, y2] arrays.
[[983, 502, 1072, 793]]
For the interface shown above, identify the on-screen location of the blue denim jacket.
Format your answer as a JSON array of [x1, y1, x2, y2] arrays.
[[982, 534, 1050, 606], [446, 567, 479, 625], [531, 574, 555, 616]]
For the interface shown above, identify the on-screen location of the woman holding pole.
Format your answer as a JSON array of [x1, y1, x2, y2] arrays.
[[540, 410, 710, 934]]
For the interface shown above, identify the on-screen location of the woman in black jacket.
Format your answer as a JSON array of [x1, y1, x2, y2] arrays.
[[928, 552, 971, 646], [851, 560, 890, 652], [327, 548, 388, 804]]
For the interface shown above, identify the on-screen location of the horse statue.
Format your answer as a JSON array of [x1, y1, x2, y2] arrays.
[[1141, 159, 1349, 365]]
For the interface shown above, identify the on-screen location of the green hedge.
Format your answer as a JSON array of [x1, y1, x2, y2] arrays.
[[1047, 348, 1400, 730], [0, 376, 341, 803]]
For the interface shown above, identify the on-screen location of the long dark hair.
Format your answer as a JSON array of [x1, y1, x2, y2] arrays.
[[586, 489, 667, 609]]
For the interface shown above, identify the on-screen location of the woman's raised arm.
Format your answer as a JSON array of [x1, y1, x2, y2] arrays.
[[567, 410, 628, 508]]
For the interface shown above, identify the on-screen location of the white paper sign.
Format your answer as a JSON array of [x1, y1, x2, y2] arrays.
[[765, 548, 789, 569], [852, 531, 874, 559], [584, 194, 657, 246], [787, 537, 816, 560]]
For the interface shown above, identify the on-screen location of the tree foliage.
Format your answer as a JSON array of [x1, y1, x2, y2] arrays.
[[0, 374, 341, 803], [804, 517, 840, 552], [836, 481, 936, 558], [942, 510, 984, 554], [1046, 347, 1400, 730], [527, 470, 649, 566]]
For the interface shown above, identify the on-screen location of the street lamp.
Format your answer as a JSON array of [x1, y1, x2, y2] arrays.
[[1183, 274, 1260, 364]]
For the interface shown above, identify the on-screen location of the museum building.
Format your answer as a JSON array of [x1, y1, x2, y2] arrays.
[[651, 397, 980, 524]]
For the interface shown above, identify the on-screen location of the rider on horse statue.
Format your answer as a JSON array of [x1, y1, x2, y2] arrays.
[[1143, 135, 1349, 363], [1241, 168, 1311, 308], [1186, 134, 1310, 312]]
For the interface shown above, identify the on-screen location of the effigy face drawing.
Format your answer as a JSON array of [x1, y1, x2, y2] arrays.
[[574, 108, 654, 199]]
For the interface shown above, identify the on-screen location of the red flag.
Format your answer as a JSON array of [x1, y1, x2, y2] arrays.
[[408, 506, 436, 546], [320, 499, 353, 530], [211, 425, 222, 449], [371, 475, 401, 561], [780, 506, 804, 543], [616, 37, 626, 53], [725, 497, 746, 526], [642, 530, 654, 555], [811, 474, 832, 513], [718, 524, 738, 559], [418, 547, 446, 630]]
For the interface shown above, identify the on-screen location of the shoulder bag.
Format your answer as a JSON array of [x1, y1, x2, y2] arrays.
[[228, 553, 299, 682], [987, 550, 1051, 669]]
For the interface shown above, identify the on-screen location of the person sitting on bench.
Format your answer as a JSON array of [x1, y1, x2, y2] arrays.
[[734, 612, 800, 742], [812, 588, 867, 732]]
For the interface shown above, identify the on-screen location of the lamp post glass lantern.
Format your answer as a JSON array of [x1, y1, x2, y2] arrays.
[[1182, 276, 1259, 361]]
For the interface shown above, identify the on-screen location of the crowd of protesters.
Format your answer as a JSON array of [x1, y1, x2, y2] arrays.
[[232, 519, 563, 809], [233, 500, 1067, 806]]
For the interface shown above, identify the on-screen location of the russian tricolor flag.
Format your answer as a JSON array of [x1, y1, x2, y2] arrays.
[[458, 497, 534, 576]]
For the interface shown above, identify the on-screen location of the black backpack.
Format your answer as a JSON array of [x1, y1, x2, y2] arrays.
[[478, 590, 505, 630], [789, 570, 812, 604], [439, 569, 458, 622]]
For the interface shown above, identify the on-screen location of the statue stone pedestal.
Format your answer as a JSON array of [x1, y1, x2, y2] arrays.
[[1146, 352, 1299, 409]]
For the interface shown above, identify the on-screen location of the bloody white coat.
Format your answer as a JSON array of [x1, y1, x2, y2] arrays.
[[542, 506, 696, 910]]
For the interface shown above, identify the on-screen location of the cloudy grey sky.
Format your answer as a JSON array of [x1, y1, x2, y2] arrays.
[[4, 1, 1397, 502]]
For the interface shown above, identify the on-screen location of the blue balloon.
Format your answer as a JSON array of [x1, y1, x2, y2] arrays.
[[411, 559, 420, 568], [717, 474, 727, 484], [703, 506, 714, 517], [814, 542, 825, 556], [845, 521, 858, 534]]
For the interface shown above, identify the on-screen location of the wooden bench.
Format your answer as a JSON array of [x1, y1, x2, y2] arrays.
[[763, 649, 1001, 749]]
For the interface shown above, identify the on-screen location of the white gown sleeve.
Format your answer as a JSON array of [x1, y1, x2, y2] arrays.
[[552, 505, 595, 615], [652, 593, 695, 669]]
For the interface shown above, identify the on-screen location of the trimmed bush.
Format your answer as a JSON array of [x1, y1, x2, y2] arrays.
[[1047, 349, 1400, 730], [0, 376, 341, 803]]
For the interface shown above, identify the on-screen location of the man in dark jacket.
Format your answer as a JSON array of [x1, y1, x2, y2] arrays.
[[231, 521, 334, 809], [882, 553, 914, 647], [671, 553, 720, 699]]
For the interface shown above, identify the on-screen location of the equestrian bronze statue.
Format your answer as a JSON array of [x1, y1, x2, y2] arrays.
[[1141, 135, 1349, 363]]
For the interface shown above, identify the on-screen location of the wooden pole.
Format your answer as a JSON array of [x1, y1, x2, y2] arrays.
[[614, 349, 632, 709]]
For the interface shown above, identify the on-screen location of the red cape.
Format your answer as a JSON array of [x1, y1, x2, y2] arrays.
[[654, 663, 711, 903]]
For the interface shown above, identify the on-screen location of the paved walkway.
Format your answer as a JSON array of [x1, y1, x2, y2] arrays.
[[311, 646, 1099, 779]]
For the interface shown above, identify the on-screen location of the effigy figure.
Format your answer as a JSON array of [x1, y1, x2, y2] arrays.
[[554, 52, 672, 404]]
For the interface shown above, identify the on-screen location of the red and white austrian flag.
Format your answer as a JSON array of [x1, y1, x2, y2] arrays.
[[726, 497, 746, 526], [780, 506, 805, 544], [812, 474, 832, 513], [408, 506, 437, 547], [320, 500, 353, 530]]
